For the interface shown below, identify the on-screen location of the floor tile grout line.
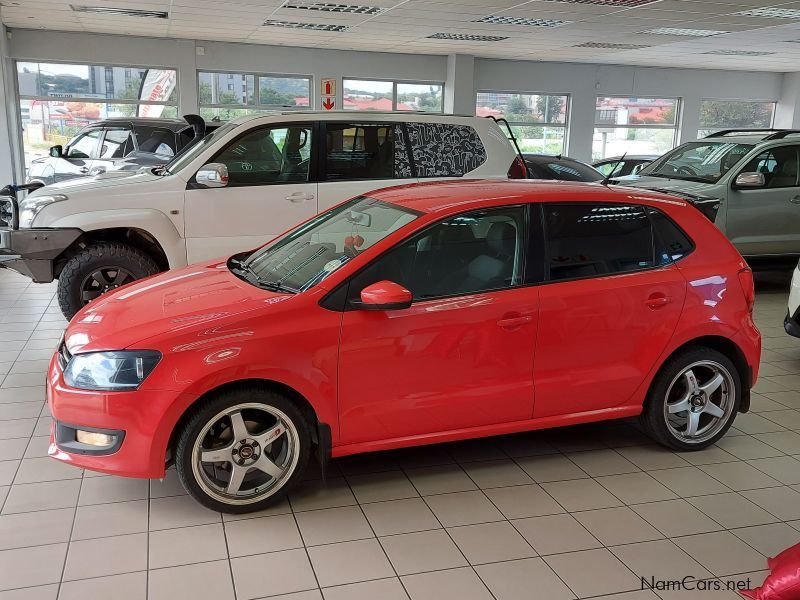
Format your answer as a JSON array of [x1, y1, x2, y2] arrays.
[[394, 463, 500, 600]]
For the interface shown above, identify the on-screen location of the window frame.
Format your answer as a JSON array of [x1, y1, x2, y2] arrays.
[[188, 121, 320, 189], [697, 98, 777, 138], [475, 90, 571, 155], [593, 96, 681, 160], [322, 203, 532, 310], [16, 60, 178, 108], [537, 201, 693, 285], [319, 120, 405, 183], [734, 144, 800, 190], [65, 127, 104, 159], [97, 126, 135, 159], [197, 70, 313, 113], [342, 76, 445, 113]]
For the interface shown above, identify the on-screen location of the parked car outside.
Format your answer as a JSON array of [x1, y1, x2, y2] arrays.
[[47, 179, 760, 513], [25, 116, 211, 185], [613, 130, 800, 265], [524, 153, 603, 182], [593, 155, 658, 178], [0, 112, 523, 318]]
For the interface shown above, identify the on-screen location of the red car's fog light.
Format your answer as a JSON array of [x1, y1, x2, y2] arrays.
[[76, 430, 116, 448]]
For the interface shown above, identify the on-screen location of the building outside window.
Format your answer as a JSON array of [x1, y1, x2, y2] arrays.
[[17, 61, 178, 170], [475, 91, 569, 155], [198, 71, 312, 121], [698, 100, 776, 138], [342, 78, 444, 112], [593, 96, 680, 160]]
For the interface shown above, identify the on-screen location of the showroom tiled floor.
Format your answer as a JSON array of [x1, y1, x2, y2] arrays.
[[0, 269, 799, 600]]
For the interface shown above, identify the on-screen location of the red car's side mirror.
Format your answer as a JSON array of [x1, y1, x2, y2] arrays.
[[352, 280, 412, 311]]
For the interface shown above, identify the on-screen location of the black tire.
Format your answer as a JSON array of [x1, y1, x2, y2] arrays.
[[57, 242, 160, 319], [640, 346, 741, 451], [175, 386, 311, 514]]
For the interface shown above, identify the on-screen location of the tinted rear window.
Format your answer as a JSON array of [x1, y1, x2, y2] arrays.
[[648, 207, 694, 265], [544, 203, 656, 281]]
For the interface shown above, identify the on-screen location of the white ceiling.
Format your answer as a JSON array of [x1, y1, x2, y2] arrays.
[[6, 0, 800, 71]]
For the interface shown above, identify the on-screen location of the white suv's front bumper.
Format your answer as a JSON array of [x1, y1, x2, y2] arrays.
[[785, 262, 800, 337]]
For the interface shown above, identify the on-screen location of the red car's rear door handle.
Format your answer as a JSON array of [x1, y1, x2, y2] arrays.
[[497, 315, 533, 329], [646, 294, 672, 309]]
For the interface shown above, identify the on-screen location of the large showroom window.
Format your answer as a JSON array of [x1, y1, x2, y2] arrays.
[[593, 96, 680, 160], [698, 99, 776, 138], [343, 78, 444, 112], [17, 61, 178, 169], [198, 71, 312, 121], [475, 91, 569, 155]]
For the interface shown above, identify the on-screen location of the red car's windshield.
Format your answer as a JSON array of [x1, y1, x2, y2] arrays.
[[237, 197, 420, 292]]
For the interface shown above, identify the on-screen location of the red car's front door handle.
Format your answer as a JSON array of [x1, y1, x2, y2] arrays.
[[646, 294, 672, 309], [497, 315, 533, 329]]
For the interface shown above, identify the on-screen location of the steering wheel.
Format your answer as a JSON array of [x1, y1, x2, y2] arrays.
[[676, 165, 698, 177]]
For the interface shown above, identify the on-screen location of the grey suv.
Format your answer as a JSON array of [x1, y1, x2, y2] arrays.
[[615, 129, 800, 262]]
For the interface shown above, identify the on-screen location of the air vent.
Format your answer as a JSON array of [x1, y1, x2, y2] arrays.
[[474, 15, 571, 27], [70, 4, 168, 18], [282, 1, 385, 15], [640, 27, 729, 37], [573, 42, 651, 49], [428, 33, 509, 41], [263, 19, 348, 31], [543, 0, 662, 6], [703, 49, 775, 56], [734, 7, 800, 19]]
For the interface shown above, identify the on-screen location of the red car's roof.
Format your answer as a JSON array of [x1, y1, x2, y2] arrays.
[[368, 179, 689, 214]]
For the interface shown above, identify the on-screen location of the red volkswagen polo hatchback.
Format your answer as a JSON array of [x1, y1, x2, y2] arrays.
[[48, 180, 760, 513]]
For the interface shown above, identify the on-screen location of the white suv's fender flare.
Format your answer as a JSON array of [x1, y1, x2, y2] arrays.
[[49, 209, 188, 269]]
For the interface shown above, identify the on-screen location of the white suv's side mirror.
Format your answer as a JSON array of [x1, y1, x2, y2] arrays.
[[196, 163, 229, 188], [735, 172, 766, 188]]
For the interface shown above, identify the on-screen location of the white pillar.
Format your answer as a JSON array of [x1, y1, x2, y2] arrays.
[[445, 54, 475, 116], [0, 22, 22, 184], [775, 72, 800, 129]]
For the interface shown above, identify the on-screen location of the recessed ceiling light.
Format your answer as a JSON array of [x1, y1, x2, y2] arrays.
[[640, 27, 729, 36], [543, 0, 662, 6], [70, 4, 168, 18], [734, 7, 800, 19], [282, 1, 385, 15], [474, 15, 571, 27], [574, 41, 651, 49], [428, 33, 509, 41], [263, 19, 348, 31], [703, 49, 775, 56]]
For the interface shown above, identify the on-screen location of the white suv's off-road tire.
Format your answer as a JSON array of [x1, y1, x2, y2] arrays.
[[57, 242, 159, 319]]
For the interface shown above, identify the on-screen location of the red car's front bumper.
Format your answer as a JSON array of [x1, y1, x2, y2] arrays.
[[47, 354, 196, 479]]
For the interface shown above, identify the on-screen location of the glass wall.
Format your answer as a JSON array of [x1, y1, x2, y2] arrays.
[[343, 79, 443, 112], [698, 100, 776, 138], [475, 92, 569, 155], [198, 71, 312, 121], [593, 96, 680, 160], [17, 61, 178, 169]]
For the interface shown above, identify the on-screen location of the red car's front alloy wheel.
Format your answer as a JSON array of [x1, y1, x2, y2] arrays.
[[175, 388, 310, 513]]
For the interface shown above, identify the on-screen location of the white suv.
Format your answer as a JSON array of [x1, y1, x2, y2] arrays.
[[0, 111, 523, 317]]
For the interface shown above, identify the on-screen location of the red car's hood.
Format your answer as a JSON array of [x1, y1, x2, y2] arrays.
[[65, 261, 293, 353]]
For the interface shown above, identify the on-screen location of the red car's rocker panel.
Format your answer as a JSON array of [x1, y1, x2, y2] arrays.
[[47, 179, 760, 512]]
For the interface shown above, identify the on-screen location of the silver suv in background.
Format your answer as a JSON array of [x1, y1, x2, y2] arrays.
[[614, 129, 800, 263], [26, 115, 213, 185]]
